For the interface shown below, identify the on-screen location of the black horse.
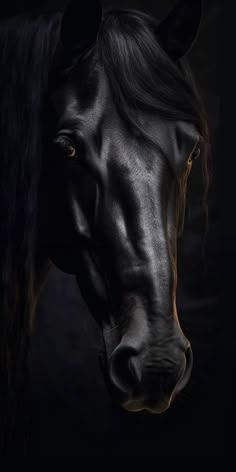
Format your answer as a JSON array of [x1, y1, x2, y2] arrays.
[[0, 0, 208, 439]]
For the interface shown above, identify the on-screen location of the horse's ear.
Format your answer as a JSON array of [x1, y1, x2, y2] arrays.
[[60, 0, 102, 56], [157, 0, 202, 61]]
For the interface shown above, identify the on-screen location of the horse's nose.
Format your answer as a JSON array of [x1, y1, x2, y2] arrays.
[[109, 345, 142, 394], [109, 341, 193, 408], [174, 344, 193, 395]]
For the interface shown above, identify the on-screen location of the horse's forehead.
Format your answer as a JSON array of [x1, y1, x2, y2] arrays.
[[52, 67, 199, 173], [52, 66, 111, 131]]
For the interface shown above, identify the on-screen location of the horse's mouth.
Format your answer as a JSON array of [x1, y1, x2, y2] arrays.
[[98, 343, 193, 414], [122, 396, 173, 414], [99, 351, 176, 415]]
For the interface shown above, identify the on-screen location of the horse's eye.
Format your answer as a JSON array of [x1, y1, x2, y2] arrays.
[[54, 137, 77, 160], [187, 146, 200, 166], [61, 140, 77, 159], [65, 144, 77, 159]]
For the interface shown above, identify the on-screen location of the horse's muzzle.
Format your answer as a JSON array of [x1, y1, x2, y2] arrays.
[[108, 343, 193, 414]]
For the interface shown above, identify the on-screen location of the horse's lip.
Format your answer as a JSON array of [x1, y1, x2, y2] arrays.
[[144, 399, 172, 414], [173, 346, 193, 395], [118, 352, 193, 414], [122, 398, 146, 413], [122, 396, 173, 414]]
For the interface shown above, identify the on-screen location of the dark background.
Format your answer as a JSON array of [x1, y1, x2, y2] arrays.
[[1, 0, 230, 464]]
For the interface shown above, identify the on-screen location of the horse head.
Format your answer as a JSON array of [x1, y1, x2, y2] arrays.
[[43, 0, 205, 414]]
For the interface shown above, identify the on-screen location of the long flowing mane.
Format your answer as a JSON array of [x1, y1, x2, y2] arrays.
[[0, 10, 61, 452], [0, 6, 209, 454]]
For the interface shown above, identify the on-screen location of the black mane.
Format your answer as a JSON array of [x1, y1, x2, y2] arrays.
[[0, 10, 61, 450]]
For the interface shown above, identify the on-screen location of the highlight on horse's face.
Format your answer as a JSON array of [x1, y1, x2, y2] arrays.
[[44, 0, 203, 414]]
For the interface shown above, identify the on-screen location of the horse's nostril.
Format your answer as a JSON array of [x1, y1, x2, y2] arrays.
[[175, 345, 193, 394], [110, 346, 142, 394]]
